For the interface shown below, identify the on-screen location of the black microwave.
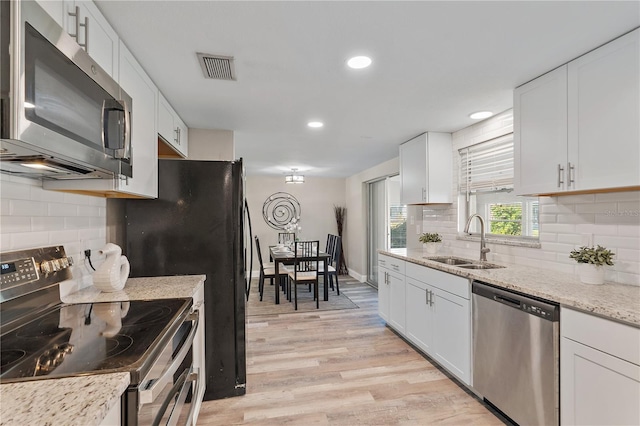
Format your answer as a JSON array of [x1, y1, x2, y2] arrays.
[[0, 0, 132, 180]]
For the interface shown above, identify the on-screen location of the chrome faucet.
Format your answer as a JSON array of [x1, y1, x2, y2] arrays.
[[464, 214, 490, 262]]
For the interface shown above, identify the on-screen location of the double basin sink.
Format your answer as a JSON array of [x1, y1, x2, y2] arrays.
[[425, 256, 505, 270]]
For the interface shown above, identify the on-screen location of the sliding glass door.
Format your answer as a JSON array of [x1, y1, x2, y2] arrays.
[[367, 175, 405, 288]]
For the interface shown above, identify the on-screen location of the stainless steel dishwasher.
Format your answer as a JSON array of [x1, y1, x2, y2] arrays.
[[472, 281, 559, 426]]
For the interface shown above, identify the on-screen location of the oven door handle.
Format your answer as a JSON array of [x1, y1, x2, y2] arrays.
[[167, 367, 199, 426], [140, 311, 199, 405]]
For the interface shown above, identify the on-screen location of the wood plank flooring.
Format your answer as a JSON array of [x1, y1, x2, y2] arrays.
[[197, 278, 505, 425]]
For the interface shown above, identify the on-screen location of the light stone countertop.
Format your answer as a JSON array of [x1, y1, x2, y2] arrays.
[[381, 249, 640, 327], [0, 373, 130, 426], [1, 275, 206, 426]]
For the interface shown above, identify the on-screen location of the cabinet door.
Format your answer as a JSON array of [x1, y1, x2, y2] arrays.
[[36, 0, 65, 27], [157, 93, 176, 145], [432, 287, 471, 385], [65, 1, 119, 79], [378, 267, 390, 322], [388, 271, 405, 334], [118, 41, 158, 198], [175, 116, 189, 157], [514, 65, 568, 195], [405, 278, 434, 355], [400, 135, 427, 204], [561, 337, 640, 426], [568, 29, 640, 191]]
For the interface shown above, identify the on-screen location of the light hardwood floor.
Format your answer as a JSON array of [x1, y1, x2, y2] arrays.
[[198, 278, 506, 425]]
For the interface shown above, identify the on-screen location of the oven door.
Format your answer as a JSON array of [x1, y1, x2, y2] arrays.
[[130, 310, 200, 426]]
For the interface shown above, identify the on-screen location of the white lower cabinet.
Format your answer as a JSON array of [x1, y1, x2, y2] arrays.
[[380, 257, 471, 386], [561, 308, 640, 426], [405, 277, 434, 354], [404, 263, 471, 385], [378, 254, 406, 334], [431, 285, 470, 384]]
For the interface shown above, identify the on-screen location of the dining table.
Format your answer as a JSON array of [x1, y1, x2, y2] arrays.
[[269, 247, 331, 304]]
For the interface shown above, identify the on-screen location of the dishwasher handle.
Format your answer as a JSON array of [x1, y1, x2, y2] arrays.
[[494, 294, 521, 308]]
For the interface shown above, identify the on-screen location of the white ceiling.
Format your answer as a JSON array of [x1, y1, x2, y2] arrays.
[[95, 1, 639, 178]]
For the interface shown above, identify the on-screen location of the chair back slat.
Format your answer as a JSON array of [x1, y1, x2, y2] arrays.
[[332, 235, 342, 269], [278, 232, 296, 245], [293, 240, 319, 276]]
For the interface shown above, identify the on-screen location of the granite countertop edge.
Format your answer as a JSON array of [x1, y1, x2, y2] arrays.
[[380, 249, 640, 328], [1, 275, 206, 426]]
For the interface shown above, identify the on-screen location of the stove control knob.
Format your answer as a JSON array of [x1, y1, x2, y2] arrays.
[[51, 260, 61, 271], [40, 262, 52, 274]]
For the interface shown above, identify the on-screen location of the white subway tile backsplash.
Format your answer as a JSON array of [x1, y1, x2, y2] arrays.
[[540, 223, 576, 234], [557, 234, 584, 245], [575, 203, 618, 214], [596, 192, 640, 202], [10, 231, 50, 250], [575, 223, 618, 237], [48, 202, 78, 217], [616, 249, 640, 262], [1, 178, 107, 293], [31, 217, 65, 232], [1, 217, 31, 233], [540, 203, 574, 214], [617, 271, 640, 286], [556, 194, 596, 204], [557, 214, 594, 224], [10, 199, 47, 216], [597, 236, 640, 250], [1, 181, 32, 201]]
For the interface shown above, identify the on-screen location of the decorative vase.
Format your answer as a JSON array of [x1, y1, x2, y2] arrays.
[[93, 243, 130, 292], [423, 242, 441, 255], [578, 263, 605, 285]]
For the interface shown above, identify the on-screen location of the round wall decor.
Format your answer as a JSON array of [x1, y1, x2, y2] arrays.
[[262, 192, 301, 230]]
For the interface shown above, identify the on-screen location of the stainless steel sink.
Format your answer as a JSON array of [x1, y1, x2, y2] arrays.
[[457, 263, 505, 270], [426, 256, 474, 265], [426, 256, 505, 270]]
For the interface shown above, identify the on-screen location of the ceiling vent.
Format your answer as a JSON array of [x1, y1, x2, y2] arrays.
[[197, 53, 236, 81]]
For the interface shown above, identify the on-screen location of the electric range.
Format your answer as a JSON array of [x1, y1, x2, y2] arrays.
[[0, 246, 201, 425]]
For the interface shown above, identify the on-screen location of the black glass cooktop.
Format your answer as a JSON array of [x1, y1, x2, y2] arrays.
[[0, 298, 191, 384]]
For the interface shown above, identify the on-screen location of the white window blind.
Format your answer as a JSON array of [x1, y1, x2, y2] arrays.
[[459, 134, 514, 198]]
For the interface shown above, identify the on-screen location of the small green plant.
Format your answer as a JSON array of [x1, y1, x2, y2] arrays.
[[419, 232, 442, 244], [569, 245, 615, 266]]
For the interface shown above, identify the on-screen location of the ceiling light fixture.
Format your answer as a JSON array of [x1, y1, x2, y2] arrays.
[[285, 168, 304, 184], [347, 56, 372, 69], [469, 111, 493, 120], [307, 121, 324, 128]]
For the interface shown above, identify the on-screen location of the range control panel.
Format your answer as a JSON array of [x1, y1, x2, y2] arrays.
[[1, 257, 38, 287]]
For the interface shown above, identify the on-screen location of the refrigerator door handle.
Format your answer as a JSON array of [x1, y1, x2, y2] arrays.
[[244, 198, 253, 301]]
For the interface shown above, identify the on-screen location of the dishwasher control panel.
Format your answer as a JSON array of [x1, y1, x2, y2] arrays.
[[472, 280, 559, 321]]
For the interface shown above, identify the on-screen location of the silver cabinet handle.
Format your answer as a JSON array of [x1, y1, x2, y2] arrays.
[[422, 187, 426, 202], [140, 311, 199, 404], [425, 288, 428, 305], [428, 290, 434, 306], [68, 7, 88, 50], [568, 162, 575, 188], [174, 127, 179, 144], [557, 164, 564, 188]]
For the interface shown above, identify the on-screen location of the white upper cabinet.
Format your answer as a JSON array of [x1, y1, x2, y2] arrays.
[[400, 132, 452, 204], [63, 1, 119, 79], [567, 29, 640, 192], [515, 29, 640, 195], [158, 92, 189, 158], [514, 66, 568, 195], [35, 0, 65, 27], [115, 41, 158, 198]]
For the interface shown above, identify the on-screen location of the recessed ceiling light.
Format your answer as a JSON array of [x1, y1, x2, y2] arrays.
[[347, 56, 372, 69], [307, 121, 324, 128], [469, 111, 493, 120]]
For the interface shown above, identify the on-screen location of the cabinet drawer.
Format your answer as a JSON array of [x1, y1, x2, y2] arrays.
[[405, 262, 469, 299], [561, 308, 640, 365], [378, 254, 405, 275]]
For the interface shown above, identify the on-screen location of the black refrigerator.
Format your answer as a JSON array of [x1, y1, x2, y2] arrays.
[[123, 159, 249, 401]]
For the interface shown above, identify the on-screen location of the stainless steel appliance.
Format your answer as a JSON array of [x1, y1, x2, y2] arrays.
[[0, 246, 200, 425], [472, 281, 559, 426], [119, 159, 250, 400], [0, 0, 132, 180]]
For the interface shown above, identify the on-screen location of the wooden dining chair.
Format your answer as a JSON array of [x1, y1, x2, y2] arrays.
[[319, 234, 341, 295], [278, 232, 296, 246], [254, 236, 276, 302], [287, 240, 320, 310]]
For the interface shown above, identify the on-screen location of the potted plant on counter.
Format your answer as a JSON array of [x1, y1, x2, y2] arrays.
[[419, 232, 442, 255], [569, 245, 615, 285]]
